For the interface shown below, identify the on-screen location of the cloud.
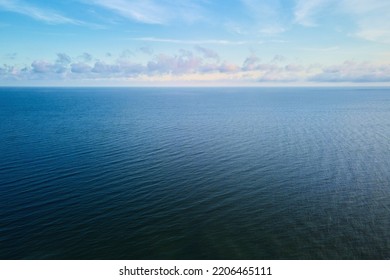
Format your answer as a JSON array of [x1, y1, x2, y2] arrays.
[[218, 62, 240, 73], [240, 0, 289, 34], [225, 22, 248, 35], [194, 46, 220, 60], [80, 52, 93, 62], [30, 53, 71, 75], [119, 49, 134, 59], [91, 61, 121, 74], [0, 64, 17, 76], [147, 51, 203, 75], [2, 51, 390, 84], [31, 60, 65, 74], [294, 0, 331, 26], [0, 0, 89, 26], [198, 63, 219, 73], [117, 60, 145, 75], [86, 0, 207, 25], [242, 53, 261, 71], [71, 62, 91, 73], [4, 52, 17, 60], [339, 0, 387, 14], [132, 37, 249, 45], [139, 46, 153, 55], [292, 0, 390, 43], [309, 61, 390, 82], [271, 55, 286, 63], [340, 0, 390, 44], [84, 0, 166, 24], [56, 53, 72, 65], [299, 46, 340, 52]]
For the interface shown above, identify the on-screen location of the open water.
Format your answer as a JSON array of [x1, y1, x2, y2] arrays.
[[0, 87, 389, 259]]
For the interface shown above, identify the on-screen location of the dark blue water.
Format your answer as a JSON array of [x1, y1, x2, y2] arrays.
[[1, 87, 389, 259]]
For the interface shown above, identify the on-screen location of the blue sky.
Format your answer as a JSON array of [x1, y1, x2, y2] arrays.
[[0, 0, 389, 86]]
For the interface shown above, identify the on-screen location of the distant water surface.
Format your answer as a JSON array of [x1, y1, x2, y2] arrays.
[[0, 87, 389, 259]]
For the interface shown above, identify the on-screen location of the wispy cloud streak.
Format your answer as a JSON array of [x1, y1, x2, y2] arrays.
[[85, 0, 207, 25], [294, 0, 330, 26], [132, 37, 249, 45], [0, 0, 77, 24], [0, 0, 104, 28]]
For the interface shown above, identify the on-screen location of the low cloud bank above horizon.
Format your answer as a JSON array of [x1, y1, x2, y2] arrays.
[[1, 51, 390, 85]]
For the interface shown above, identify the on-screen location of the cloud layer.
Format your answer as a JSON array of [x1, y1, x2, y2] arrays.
[[1, 51, 389, 84]]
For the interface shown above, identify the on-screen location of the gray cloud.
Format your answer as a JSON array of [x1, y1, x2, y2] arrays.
[[284, 64, 304, 72], [80, 52, 93, 62], [309, 61, 390, 82], [218, 62, 240, 73], [71, 62, 91, 73], [117, 60, 145, 75], [272, 55, 286, 63], [242, 53, 261, 71], [194, 46, 220, 60], [139, 46, 153, 55], [4, 52, 17, 60], [198, 63, 219, 73], [31, 54, 71, 75], [92, 61, 121, 74], [119, 49, 134, 59], [0, 64, 11, 75], [31, 61, 57, 73], [56, 53, 72, 65]]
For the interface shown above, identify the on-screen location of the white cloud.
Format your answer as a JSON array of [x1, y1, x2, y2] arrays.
[[0, 0, 89, 26], [240, 0, 289, 34], [132, 37, 249, 45], [299, 46, 340, 52], [86, 0, 207, 25], [294, 0, 331, 26], [339, 0, 388, 14], [340, 0, 390, 44], [29, 53, 72, 74], [194, 46, 220, 61], [147, 51, 203, 75], [293, 0, 390, 43], [87, 0, 167, 24]]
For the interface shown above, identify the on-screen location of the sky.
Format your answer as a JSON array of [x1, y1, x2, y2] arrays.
[[0, 0, 390, 86]]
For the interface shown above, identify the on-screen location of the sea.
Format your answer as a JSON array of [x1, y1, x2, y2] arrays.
[[0, 87, 389, 259]]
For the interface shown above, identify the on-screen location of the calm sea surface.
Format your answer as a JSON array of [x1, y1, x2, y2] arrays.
[[0, 87, 389, 259]]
